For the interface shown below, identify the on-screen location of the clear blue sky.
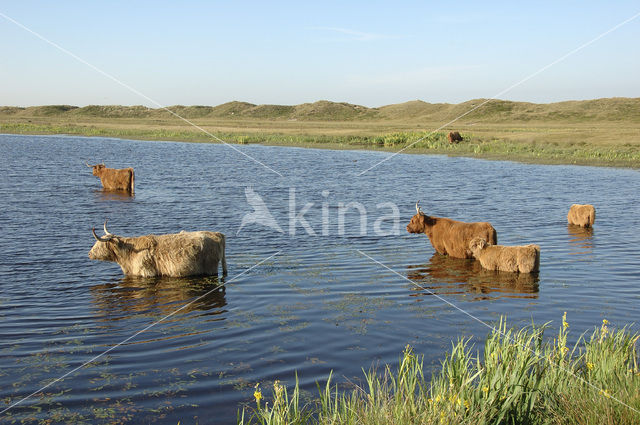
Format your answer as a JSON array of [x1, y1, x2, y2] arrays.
[[1, 1, 639, 107]]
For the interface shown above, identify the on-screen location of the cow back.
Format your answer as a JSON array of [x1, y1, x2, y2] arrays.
[[151, 231, 224, 276], [567, 204, 595, 227], [428, 217, 497, 259]]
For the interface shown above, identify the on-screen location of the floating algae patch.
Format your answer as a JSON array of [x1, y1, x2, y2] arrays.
[[323, 293, 396, 335]]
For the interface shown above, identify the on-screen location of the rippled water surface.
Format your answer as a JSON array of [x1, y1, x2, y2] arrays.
[[1, 134, 639, 424]]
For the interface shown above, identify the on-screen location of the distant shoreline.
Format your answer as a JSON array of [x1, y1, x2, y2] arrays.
[[2, 126, 638, 169], [2, 97, 639, 168]]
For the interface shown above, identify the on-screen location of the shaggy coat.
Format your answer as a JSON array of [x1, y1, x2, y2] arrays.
[[89, 163, 135, 193], [469, 237, 540, 273], [89, 228, 227, 277], [406, 208, 497, 259], [567, 204, 595, 228], [447, 131, 463, 143]]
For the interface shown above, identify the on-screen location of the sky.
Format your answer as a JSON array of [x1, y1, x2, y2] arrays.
[[1, 1, 639, 107]]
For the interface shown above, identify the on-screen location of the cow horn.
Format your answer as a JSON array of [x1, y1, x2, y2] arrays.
[[86, 161, 93, 168], [415, 201, 424, 215], [92, 227, 114, 242], [103, 219, 113, 236]]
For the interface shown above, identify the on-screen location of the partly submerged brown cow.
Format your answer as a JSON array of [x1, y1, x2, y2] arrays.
[[406, 201, 497, 259], [87, 163, 134, 193], [89, 221, 227, 277], [567, 204, 596, 228]]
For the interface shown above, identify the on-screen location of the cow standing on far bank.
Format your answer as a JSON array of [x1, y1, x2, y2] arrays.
[[87, 162, 134, 193], [447, 131, 463, 143]]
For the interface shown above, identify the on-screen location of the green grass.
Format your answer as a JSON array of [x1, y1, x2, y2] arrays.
[[3, 121, 638, 168], [238, 316, 640, 425], [2, 98, 640, 167]]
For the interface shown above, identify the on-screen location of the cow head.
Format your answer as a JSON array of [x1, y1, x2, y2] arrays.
[[406, 201, 432, 233], [89, 220, 120, 261], [86, 162, 106, 176], [469, 237, 488, 256]]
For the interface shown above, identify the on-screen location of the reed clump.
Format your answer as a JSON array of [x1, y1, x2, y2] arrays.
[[239, 315, 640, 425]]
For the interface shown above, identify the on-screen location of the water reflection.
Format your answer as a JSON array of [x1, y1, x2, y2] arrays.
[[406, 254, 539, 300], [91, 275, 227, 321], [567, 225, 594, 256], [92, 189, 135, 202]]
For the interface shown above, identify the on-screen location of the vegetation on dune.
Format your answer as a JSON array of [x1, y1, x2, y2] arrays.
[[4, 98, 639, 122], [239, 316, 640, 425], [26, 104, 79, 116]]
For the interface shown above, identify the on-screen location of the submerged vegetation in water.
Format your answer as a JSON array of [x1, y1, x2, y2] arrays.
[[239, 316, 640, 425]]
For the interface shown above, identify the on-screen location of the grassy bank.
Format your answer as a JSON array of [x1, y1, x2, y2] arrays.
[[2, 98, 640, 168], [239, 316, 640, 425]]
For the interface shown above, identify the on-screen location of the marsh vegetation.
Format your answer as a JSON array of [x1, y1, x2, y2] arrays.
[[240, 316, 640, 425], [1, 98, 639, 167]]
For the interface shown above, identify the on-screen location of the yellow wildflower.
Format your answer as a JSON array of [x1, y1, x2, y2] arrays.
[[482, 386, 489, 394], [428, 398, 433, 404], [599, 389, 611, 398], [587, 362, 594, 370], [464, 399, 470, 410], [602, 319, 609, 325], [254, 383, 262, 404], [562, 312, 569, 329]]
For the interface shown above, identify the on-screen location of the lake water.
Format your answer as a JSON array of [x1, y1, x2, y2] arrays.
[[0, 134, 638, 424]]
